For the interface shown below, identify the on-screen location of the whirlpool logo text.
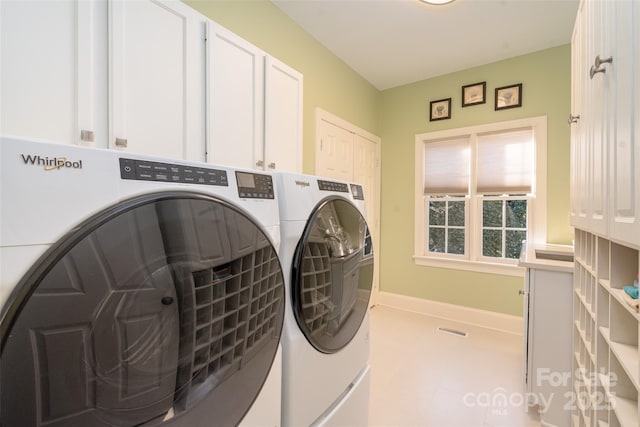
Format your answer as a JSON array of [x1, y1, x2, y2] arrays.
[[21, 154, 83, 171]]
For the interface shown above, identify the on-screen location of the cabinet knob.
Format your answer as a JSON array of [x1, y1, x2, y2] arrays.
[[255, 160, 264, 167], [115, 137, 128, 149], [518, 289, 525, 296], [568, 114, 580, 125], [268, 162, 276, 169], [589, 55, 613, 79]]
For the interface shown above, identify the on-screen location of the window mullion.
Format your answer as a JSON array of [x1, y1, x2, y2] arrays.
[[469, 133, 478, 261]]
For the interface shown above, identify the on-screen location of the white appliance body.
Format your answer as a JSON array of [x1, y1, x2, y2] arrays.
[[0, 137, 284, 427], [275, 172, 373, 427]]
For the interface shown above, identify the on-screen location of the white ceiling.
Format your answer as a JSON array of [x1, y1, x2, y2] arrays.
[[272, 0, 580, 90]]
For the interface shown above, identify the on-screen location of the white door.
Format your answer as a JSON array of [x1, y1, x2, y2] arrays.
[[110, 0, 205, 160], [316, 111, 381, 306], [1, 0, 107, 147], [317, 119, 354, 181], [206, 21, 264, 170], [353, 134, 381, 304], [264, 56, 303, 173]]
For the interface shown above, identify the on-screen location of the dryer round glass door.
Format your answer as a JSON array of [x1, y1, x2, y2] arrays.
[[292, 197, 373, 353], [0, 193, 285, 427]]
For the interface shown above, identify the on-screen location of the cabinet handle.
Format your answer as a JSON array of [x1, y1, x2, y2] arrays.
[[568, 114, 580, 125], [255, 160, 264, 167], [268, 162, 276, 169], [589, 55, 613, 79], [518, 289, 525, 296], [80, 129, 94, 142], [115, 138, 128, 148]]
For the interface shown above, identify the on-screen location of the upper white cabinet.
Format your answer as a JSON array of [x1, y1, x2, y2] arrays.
[[264, 56, 303, 173], [1, 0, 206, 161], [206, 22, 264, 170], [110, 0, 206, 160], [570, 0, 639, 249], [609, 0, 639, 247], [206, 22, 303, 172], [1, 0, 302, 168], [0, 0, 107, 146]]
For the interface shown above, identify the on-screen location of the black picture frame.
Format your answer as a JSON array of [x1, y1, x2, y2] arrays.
[[429, 98, 451, 121], [495, 83, 522, 110], [461, 82, 486, 107]]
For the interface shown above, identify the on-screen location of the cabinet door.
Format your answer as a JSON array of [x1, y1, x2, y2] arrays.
[[206, 21, 264, 170], [264, 56, 303, 173], [317, 119, 354, 181], [570, 0, 589, 230], [110, 0, 205, 160], [609, 0, 639, 247], [0, 0, 106, 147], [587, 0, 610, 236]]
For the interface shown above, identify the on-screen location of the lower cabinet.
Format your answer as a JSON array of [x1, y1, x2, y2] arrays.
[[520, 244, 574, 426]]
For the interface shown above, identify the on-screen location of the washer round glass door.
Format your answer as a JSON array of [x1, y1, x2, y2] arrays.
[[0, 193, 285, 427], [292, 197, 373, 353]]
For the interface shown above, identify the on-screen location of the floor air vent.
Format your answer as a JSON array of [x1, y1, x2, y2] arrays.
[[437, 327, 468, 337]]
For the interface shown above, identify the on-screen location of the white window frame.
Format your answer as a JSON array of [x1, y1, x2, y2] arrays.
[[414, 116, 547, 277]]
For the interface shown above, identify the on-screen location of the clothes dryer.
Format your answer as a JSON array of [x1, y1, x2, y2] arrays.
[[275, 173, 373, 427], [0, 137, 285, 427]]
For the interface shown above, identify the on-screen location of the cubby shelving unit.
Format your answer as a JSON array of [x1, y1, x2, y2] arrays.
[[572, 229, 640, 427]]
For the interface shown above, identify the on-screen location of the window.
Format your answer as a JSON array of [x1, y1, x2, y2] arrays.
[[414, 116, 547, 276]]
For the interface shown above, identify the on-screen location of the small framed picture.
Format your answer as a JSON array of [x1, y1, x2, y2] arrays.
[[495, 83, 522, 110], [462, 82, 486, 107], [429, 98, 451, 121]]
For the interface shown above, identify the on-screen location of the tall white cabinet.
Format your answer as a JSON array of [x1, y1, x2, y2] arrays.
[[1, 0, 303, 170], [570, 0, 640, 426]]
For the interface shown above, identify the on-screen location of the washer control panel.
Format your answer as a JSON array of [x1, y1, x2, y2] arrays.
[[119, 158, 229, 186], [318, 179, 349, 193], [235, 171, 275, 199]]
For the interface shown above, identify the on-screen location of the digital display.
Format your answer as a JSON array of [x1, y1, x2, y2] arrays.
[[236, 172, 256, 189]]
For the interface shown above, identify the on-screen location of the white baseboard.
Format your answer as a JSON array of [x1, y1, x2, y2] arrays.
[[376, 291, 523, 336]]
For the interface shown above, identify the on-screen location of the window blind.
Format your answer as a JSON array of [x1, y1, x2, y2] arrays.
[[423, 136, 470, 195], [476, 128, 533, 194]]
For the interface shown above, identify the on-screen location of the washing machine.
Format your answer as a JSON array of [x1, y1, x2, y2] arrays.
[[0, 136, 285, 427], [275, 173, 373, 427]]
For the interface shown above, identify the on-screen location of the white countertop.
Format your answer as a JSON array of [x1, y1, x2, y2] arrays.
[[518, 242, 574, 273]]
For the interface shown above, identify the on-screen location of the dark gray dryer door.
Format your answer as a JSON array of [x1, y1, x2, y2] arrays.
[[291, 197, 373, 353], [0, 193, 284, 427]]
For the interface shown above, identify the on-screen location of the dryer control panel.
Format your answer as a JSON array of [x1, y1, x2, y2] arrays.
[[236, 171, 275, 199], [119, 158, 228, 186]]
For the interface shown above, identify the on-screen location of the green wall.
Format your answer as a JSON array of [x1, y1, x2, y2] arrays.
[[183, 0, 381, 173], [184, 0, 573, 317], [379, 45, 573, 316]]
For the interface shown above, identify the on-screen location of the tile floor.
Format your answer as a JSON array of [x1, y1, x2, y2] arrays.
[[368, 305, 542, 427]]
